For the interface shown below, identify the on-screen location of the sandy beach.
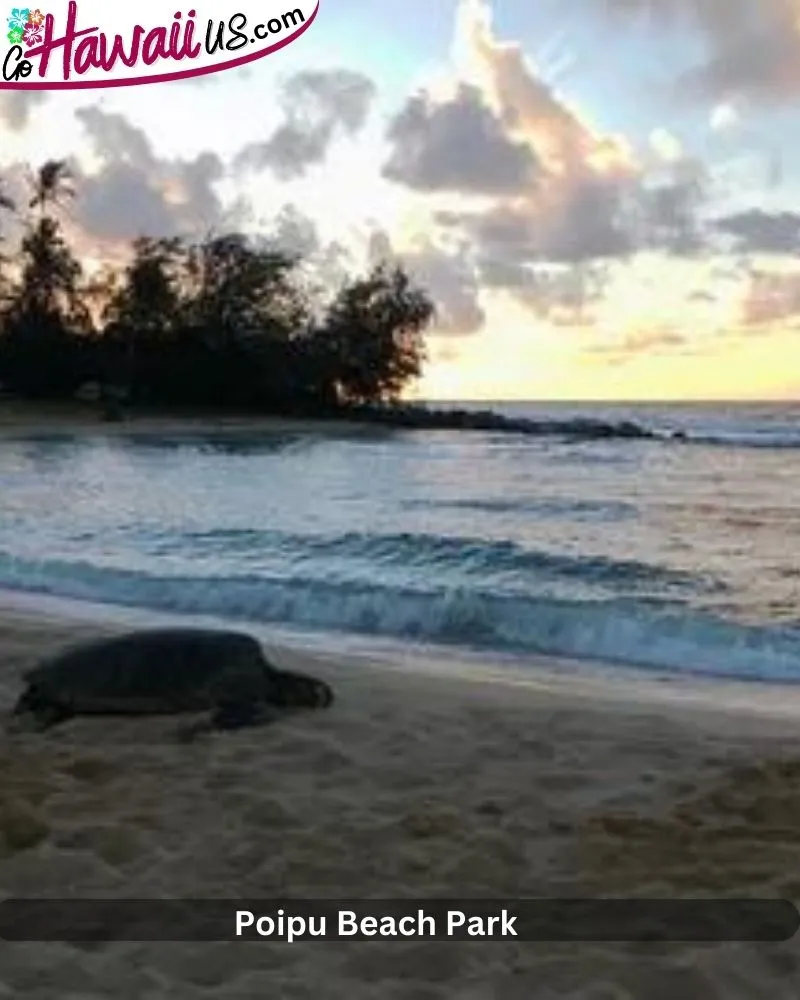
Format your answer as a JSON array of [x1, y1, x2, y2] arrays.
[[0, 400, 382, 440], [0, 605, 799, 998]]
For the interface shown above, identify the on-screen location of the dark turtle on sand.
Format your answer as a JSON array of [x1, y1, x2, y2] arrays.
[[11, 627, 333, 738]]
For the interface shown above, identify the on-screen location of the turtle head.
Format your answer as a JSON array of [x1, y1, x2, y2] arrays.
[[266, 668, 334, 709]]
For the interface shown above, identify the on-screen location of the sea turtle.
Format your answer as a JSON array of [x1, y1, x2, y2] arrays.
[[10, 627, 333, 738]]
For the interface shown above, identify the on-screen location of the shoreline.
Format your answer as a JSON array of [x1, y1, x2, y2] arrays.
[[4, 586, 800, 729], [0, 400, 382, 439], [0, 398, 668, 442]]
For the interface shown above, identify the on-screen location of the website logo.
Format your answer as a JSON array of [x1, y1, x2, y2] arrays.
[[1, 0, 319, 89]]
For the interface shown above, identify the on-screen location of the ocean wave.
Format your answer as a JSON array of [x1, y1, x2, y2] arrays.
[[402, 498, 638, 522], [684, 430, 800, 449], [8, 419, 800, 451], [65, 529, 708, 593], [0, 552, 797, 681]]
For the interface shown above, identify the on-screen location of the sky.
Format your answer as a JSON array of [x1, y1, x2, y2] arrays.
[[4, 0, 800, 400]]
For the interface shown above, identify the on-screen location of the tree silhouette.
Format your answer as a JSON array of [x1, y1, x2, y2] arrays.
[[183, 234, 305, 347], [178, 234, 312, 408], [28, 159, 74, 218], [315, 262, 432, 404], [0, 163, 436, 411], [0, 161, 88, 396], [103, 237, 186, 398]]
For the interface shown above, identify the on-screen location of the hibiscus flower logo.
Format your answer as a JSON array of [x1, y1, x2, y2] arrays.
[[6, 7, 45, 47], [6, 7, 29, 31], [22, 18, 42, 45]]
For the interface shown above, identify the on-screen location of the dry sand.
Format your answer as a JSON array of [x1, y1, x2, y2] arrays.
[[1, 606, 800, 998]]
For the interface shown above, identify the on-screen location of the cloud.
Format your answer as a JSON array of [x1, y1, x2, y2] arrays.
[[649, 128, 683, 162], [710, 102, 739, 130], [399, 3, 712, 274], [683, 30, 800, 103], [587, 327, 690, 364], [514, 264, 609, 326], [684, 8, 800, 102], [72, 106, 239, 248], [766, 151, 784, 190], [382, 2, 640, 276], [437, 179, 634, 269], [688, 288, 718, 303], [382, 83, 540, 194], [404, 244, 486, 334], [236, 70, 376, 179], [742, 268, 800, 325], [375, 0, 725, 329], [596, 0, 763, 38], [270, 203, 321, 258], [714, 209, 800, 254], [0, 91, 47, 131], [368, 229, 485, 335], [0, 164, 27, 243], [638, 160, 708, 254], [266, 203, 353, 292], [594, 0, 800, 101], [432, 203, 610, 322], [459, 0, 633, 180], [434, 158, 707, 314]]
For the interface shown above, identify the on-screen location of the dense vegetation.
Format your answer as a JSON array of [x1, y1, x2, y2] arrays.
[[0, 160, 434, 415]]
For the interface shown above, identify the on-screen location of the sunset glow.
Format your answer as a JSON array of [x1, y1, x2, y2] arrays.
[[4, 0, 800, 400]]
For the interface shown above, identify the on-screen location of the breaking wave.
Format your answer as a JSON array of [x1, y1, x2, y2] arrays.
[[1, 551, 799, 682]]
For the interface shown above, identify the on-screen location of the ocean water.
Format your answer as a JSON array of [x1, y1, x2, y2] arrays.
[[1, 401, 800, 683]]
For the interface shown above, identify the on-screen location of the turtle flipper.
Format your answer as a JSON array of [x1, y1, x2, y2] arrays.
[[175, 715, 215, 743], [174, 702, 278, 743], [269, 668, 334, 709], [12, 686, 72, 731], [210, 699, 278, 730], [196, 666, 281, 736], [32, 704, 73, 730]]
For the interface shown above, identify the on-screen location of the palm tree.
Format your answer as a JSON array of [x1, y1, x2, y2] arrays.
[[0, 160, 86, 394], [16, 162, 79, 318], [28, 159, 74, 219]]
